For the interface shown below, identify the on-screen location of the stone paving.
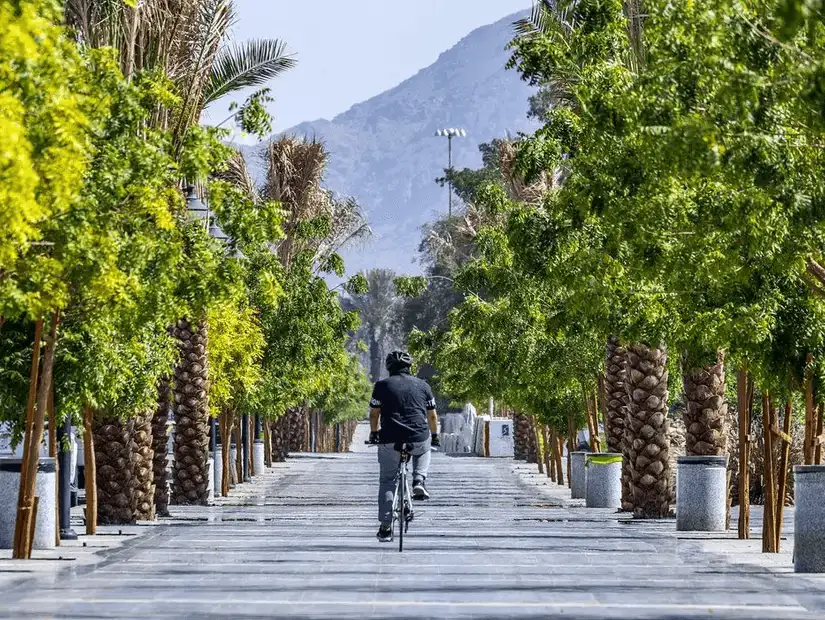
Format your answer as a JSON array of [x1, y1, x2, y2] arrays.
[[2, 422, 825, 618]]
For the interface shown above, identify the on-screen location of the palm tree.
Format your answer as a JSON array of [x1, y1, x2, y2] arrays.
[[346, 269, 403, 382], [220, 137, 371, 456], [64, 0, 296, 509], [624, 343, 671, 518], [171, 318, 211, 504], [513, 0, 671, 516], [64, 0, 296, 145]]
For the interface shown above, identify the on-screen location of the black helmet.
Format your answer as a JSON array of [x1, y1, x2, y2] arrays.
[[385, 350, 413, 374]]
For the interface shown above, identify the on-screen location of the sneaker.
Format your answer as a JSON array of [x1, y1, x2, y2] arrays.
[[377, 523, 393, 542], [412, 479, 430, 500]]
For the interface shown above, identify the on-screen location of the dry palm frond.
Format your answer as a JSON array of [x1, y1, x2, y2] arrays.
[[215, 150, 259, 203], [497, 139, 559, 204], [263, 136, 330, 269], [313, 196, 372, 267]]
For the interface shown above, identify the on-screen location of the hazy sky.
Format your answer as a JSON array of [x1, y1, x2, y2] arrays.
[[206, 0, 531, 139]]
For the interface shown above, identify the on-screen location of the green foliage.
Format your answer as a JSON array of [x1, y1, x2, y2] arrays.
[[409, 0, 825, 426], [312, 354, 372, 424], [207, 298, 264, 417]]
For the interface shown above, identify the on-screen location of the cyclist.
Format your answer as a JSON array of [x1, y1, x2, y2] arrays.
[[368, 350, 440, 542]]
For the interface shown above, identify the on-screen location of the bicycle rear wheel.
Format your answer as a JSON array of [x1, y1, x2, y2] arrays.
[[397, 464, 405, 552]]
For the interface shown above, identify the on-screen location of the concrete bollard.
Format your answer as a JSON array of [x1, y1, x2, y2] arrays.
[[571, 452, 587, 499], [794, 465, 825, 572], [229, 443, 238, 486], [676, 456, 727, 531], [0, 457, 56, 549], [585, 453, 622, 508], [253, 440, 265, 475], [213, 444, 223, 496], [207, 459, 215, 503]]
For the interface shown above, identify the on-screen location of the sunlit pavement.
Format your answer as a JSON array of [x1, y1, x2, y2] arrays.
[[3, 424, 825, 619]]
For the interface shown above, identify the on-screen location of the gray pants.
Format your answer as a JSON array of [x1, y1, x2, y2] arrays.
[[378, 439, 431, 525]]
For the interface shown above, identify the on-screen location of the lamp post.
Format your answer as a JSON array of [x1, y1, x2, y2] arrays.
[[185, 185, 239, 497], [434, 128, 466, 218]]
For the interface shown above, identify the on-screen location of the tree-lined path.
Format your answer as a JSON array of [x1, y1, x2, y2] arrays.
[[1, 425, 823, 619]]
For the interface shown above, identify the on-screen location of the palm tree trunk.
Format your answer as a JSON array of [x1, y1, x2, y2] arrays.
[[132, 410, 155, 521], [94, 416, 135, 525], [513, 412, 530, 460], [683, 351, 728, 456], [151, 379, 171, 517], [171, 318, 210, 505], [605, 337, 633, 511], [624, 343, 671, 518]]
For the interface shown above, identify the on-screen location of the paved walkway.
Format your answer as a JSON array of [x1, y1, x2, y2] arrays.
[[3, 423, 825, 619]]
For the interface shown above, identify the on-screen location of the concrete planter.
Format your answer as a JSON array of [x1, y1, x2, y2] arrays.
[[253, 440, 265, 475], [571, 452, 587, 499], [676, 456, 727, 531], [794, 465, 825, 572], [0, 457, 56, 549], [585, 453, 622, 509], [213, 445, 223, 496]]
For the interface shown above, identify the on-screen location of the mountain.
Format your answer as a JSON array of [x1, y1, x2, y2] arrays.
[[252, 10, 537, 276]]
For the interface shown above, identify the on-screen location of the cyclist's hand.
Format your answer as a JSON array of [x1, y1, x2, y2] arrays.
[[368, 431, 381, 445], [431, 433, 440, 447]]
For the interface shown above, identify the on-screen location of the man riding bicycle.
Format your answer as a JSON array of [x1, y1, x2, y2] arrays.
[[368, 350, 440, 542]]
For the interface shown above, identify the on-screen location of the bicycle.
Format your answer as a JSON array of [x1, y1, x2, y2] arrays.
[[391, 442, 414, 552], [364, 439, 415, 552]]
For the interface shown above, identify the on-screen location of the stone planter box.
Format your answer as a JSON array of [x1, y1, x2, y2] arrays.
[[676, 455, 727, 531], [571, 452, 587, 499], [585, 453, 622, 508], [794, 465, 825, 572], [0, 457, 56, 549], [253, 439, 265, 474]]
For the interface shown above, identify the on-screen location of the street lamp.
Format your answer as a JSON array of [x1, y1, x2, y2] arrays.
[[434, 128, 466, 218], [185, 185, 209, 227]]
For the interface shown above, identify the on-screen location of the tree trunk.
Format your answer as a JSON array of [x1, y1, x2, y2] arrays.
[[683, 351, 728, 456], [567, 413, 576, 488], [775, 401, 792, 552], [624, 343, 671, 519], [151, 379, 171, 517], [171, 318, 210, 505], [132, 410, 155, 521], [220, 413, 230, 497], [534, 420, 544, 474], [542, 425, 552, 478], [94, 416, 135, 525], [13, 318, 45, 558], [605, 337, 633, 511], [83, 406, 97, 535], [736, 369, 752, 539], [555, 435, 565, 486], [263, 420, 272, 467], [762, 393, 777, 553]]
